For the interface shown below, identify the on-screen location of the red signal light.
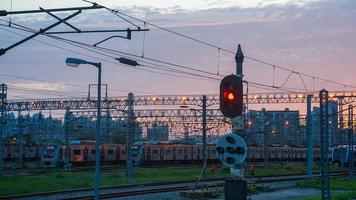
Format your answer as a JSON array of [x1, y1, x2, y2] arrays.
[[224, 91, 236, 102]]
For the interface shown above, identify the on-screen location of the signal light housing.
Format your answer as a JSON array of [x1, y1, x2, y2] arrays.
[[219, 75, 243, 118]]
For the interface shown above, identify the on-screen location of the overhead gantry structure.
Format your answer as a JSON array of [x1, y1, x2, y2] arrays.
[[5, 91, 356, 111]]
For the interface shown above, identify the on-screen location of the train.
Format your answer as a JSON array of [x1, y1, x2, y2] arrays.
[[3, 144, 42, 161], [331, 145, 356, 166], [2, 141, 326, 168], [39, 141, 321, 168]]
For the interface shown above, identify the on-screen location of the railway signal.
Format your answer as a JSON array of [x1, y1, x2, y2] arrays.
[[219, 75, 243, 118], [215, 133, 247, 168]]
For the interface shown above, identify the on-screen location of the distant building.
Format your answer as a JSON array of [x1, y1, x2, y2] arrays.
[[246, 108, 301, 146], [311, 101, 338, 147], [147, 123, 169, 141]]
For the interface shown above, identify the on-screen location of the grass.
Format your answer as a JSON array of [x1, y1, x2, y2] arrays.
[[0, 165, 338, 196], [296, 177, 356, 200]]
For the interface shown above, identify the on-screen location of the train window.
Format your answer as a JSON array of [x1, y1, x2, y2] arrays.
[[107, 149, 114, 154], [91, 150, 96, 155], [178, 149, 183, 154], [73, 150, 81, 155], [152, 149, 158, 154], [166, 150, 171, 154]]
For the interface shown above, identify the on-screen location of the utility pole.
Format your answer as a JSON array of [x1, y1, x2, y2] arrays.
[[320, 89, 330, 200], [0, 83, 7, 178], [126, 93, 134, 183], [264, 111, 269, 168], [64, 108, 70, 171], [202, 95, 207, 177], [17, 110, 23, 168], [338, 97, 344, 168], [306, 95, 313, 180], [348, 104, 353, 177]]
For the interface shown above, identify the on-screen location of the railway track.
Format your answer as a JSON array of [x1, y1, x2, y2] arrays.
[[2, 163, 209, 177], [0, 171, 347, 200], [2, 161, 308, 176]]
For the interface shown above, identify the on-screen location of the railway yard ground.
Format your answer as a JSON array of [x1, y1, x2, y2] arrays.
[[0, 171, 351, 200], [0, 164, 346, 197]]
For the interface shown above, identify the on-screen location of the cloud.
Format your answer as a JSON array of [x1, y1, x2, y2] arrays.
[[11, 82, 66, 91], [1, 0, 355, 97]]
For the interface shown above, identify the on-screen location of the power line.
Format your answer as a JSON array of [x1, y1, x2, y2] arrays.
[[83, 0, 356, 90], [0, 26, 222, 92], [1, 19, 301, 94], [1, 19, 221, 81], [7, 84, 87, 98]]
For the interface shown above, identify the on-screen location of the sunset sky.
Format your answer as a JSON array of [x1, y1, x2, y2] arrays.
[[0, 0, 355, 110]]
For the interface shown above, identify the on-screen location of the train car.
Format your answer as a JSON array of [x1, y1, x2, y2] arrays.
[[4, 144, 42, 161], [39, 141, 320, 168], [41, 144, 62, 168], [138, 143, 216, 165], [23, 145, 42, 160], [331, 145, 356, 166]]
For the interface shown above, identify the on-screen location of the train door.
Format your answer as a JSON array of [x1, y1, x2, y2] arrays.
[[115, 146, 121, 160], [184, 147, 188, 160], [160, 148, 164, 160], [172, 147, 176, 160], [152, 148, 158, 160], [146, 146, 151, 160], [197, 148, 201, 160], [83, 146, 88, 161], [35, 146, 40, 160], [100, 146, 105, 160]]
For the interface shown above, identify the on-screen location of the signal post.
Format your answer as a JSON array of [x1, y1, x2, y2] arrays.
[[217, 44, 248, 200]]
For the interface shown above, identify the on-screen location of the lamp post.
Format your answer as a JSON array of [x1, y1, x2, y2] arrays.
[[65, 57, 102, 200]]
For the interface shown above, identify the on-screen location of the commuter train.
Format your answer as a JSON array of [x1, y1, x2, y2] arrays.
[[3, 144, 42, 161], [331, 145, 356, 166], [40, 141, 321, 168]]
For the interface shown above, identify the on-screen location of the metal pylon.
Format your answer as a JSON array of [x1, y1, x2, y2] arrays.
[[320, 89, 330, 200], [348, 104, 354, 177], [0, 84, 7, 178]]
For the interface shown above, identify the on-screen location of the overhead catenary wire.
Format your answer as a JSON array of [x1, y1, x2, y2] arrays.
[[0, 25, 221, 86], [1, 19, 303, 94], [7, 84, 87, 98], [0, 19, 222, 81], [82, 0, 356, 90], [0, 20, 228, 83]]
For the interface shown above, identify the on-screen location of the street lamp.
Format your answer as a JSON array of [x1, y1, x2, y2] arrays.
[[65, 57, 102, 200]]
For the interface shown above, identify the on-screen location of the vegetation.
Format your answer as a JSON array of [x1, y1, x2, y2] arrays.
[[296, 177, 356, 200], [0, 165, 339, 196]]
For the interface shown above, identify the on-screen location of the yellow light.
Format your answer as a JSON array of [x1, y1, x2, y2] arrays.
[[224, 91, 236, 102], [227, 92, 235, 101], [152, 97, 157, 101]]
